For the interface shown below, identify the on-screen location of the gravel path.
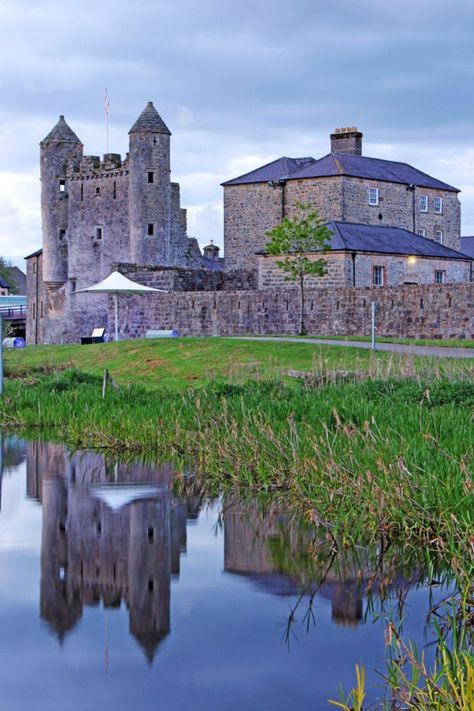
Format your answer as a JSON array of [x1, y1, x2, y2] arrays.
[[227, 336, 474, 359]]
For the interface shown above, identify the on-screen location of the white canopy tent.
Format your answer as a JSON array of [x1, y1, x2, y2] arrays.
[[75, 271, 166, 342]]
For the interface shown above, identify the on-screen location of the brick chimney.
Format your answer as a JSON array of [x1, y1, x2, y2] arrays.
[[330, 127, 363, 156]]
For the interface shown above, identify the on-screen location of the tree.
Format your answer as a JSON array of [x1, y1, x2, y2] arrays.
[[0, 257, 18, 294], [266, 203, 332, 335]]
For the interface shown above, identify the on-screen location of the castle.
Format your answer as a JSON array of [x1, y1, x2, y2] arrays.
[[26, 105, 473, 344], [27, 101, 223, 344]]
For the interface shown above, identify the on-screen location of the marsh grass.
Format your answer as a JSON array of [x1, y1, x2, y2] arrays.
[[2, 353, 473, 707]]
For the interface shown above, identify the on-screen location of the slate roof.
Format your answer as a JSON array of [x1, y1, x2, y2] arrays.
[[129, 101, 171, 135], [460, 236, 474, 258], [224, 152, 459, 192], [260, 222, 472, 260], [24, 248, 43, 259], [41, 115, 82, 145], [328, 222, 471, 259], [221, 157, 315, 186]]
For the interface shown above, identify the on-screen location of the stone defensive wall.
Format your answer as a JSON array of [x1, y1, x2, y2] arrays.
[[118, 281, 474, 341]]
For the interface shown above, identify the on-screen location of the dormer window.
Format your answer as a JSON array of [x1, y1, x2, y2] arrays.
[[419, 195, 428, 213], [368, 187, 379, 206]]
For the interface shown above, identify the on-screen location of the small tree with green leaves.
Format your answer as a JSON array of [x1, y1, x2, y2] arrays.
[[266, 203, 331, 335], [0, 257, 18, 295]]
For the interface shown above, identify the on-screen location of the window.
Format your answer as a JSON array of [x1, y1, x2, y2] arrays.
[[419, 195, 428, 212], [373, 265, 385, 286], [434, 197, 443, 214], [435, 229, 444, 244], [70, 280, 76, 293], [33, 262, 37, 273], [113, 181, 116, 200], [147, 223, 154, 236], [96, 227, 102, 240], [368, 187, 379, 206], [435, 270, 446, 284], [59, 180, 66, 193], [148, 171, 154, 184], [417, 228, 426, 237], [95, 186, 100, 195], [58, 229, 66, 241], [40, 302, 44, 318], [80, 184, 84, 202]]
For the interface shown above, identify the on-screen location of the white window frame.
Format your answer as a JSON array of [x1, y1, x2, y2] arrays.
[[434, 270, 446, 284], [419, 195, 428, 213], [373, 265, 385, 286], [435, 229, 444, 244], [434, 196, 443, 214], [417, 228, 426, 237], [368, 187, 379, 206]]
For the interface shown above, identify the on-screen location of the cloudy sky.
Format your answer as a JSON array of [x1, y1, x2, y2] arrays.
[[1, 0, 474, 268]]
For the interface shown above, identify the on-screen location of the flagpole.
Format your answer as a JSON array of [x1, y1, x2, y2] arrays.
[[105, 88, 110, 154]]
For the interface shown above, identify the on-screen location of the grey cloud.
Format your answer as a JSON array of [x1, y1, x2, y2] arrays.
[[1, 0, 474, 261]]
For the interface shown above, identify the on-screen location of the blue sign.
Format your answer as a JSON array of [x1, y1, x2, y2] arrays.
[[13, 337, 25, 348]]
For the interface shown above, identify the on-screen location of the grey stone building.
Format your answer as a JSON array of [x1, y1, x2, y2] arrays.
[[258, 222, 472, 289], [27, 101, 212, 344], [223, 127, 462, 271]]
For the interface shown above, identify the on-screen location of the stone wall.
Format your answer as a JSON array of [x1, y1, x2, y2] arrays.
[[258, 253, 471, 289], [118, 283, 474, 341], [120, 264, 257, 291], [224, 175, 461, 271], [26, 251, 47, 345]]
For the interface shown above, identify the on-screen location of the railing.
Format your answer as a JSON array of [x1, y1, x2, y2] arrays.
[[0, 305, 27, 319]]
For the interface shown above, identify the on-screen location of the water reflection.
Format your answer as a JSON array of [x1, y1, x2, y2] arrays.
[[223, 497, 427, 634], [0, 437, 452, 710], [26, 441, 201, 662]]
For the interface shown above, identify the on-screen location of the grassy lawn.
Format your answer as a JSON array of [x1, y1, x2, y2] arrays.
[[4, 336, 474, 390], [256, 334, 474, 348]]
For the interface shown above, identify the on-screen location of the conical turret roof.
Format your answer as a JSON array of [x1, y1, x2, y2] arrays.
[[41, 115, 82, 145], [129, 101, 171, 135]]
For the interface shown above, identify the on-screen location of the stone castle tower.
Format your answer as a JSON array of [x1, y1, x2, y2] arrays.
[[32, 101, 203, 343]]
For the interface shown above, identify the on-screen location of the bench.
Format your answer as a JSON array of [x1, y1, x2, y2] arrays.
[[145, 329, 179, 338]]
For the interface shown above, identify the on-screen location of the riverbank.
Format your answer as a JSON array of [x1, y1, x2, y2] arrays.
[[2, 338, 473, 707], [4, 336, 474, 389]]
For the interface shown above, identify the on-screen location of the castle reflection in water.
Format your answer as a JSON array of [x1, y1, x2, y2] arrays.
[[26, 441, 201, 663], [0, 440, 421, 665]]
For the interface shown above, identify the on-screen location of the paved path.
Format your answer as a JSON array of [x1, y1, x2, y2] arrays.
[[228, 336, 474, 359]]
